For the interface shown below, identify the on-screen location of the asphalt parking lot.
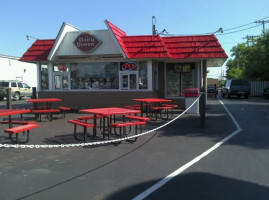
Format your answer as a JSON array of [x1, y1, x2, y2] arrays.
[[0, 97, 268, 200]]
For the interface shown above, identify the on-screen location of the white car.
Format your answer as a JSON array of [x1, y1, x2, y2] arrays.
[[0, 80, 33, 101]]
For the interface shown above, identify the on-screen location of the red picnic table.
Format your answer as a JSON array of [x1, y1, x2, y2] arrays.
[[0, 109, 31, 117], [132, 98, 172, 118], [0, 109, 39, 143], [78, 107, 143, 143], [26, 98, 69, 121], [0, 109, 31, 127], [26, 98, 62, 107]]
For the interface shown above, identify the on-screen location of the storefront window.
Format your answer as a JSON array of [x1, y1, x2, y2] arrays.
[[40, 65, 49, 89], [139, 61, 148, 89], [166, 63, 194, 97], [70, 62, 119, 90]]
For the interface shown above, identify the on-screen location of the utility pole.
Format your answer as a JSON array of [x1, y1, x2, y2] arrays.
[[243, 35, 258, 46], [152, 16, 156, 35], [255, 20, 269, 34]]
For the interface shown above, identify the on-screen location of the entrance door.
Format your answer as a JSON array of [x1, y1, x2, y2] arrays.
[[120, 72, 137, 90], [54, 72, 69, 90]]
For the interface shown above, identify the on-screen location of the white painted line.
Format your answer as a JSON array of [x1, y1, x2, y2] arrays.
[[133, 98, 242, 200]]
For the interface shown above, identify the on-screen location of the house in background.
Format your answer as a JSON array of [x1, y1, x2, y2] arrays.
[[0, 54, 37, 87], [19, 20, 228, 109]]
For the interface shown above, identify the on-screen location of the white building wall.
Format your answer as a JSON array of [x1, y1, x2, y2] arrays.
[[0, 55, 37, 87]]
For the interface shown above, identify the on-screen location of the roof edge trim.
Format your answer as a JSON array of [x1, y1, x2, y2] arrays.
[[104, 20, 127, 59], [47, 22, 81, 61]]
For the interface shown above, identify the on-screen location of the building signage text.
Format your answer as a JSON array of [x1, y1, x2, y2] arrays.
[[74, 33, 101, 52], [120, 62, 137, 71]]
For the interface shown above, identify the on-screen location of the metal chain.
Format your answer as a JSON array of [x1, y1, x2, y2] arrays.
[[0, 95, 201, 149]]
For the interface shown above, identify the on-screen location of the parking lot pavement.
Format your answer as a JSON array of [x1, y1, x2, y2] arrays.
[[0, 98, 238, 200], [0, 98, 32, 109]]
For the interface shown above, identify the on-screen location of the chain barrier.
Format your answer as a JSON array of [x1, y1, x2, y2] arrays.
[[0, 94, 202, 149]]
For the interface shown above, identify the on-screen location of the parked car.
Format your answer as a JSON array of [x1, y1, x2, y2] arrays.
[[221, 79, 250, 99], [263, 88, 269, 99], [0, 80, 32, 101], [207, 84, 218, 94]]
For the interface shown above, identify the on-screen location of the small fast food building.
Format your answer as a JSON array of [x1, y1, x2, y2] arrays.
[[20, 20, 228, 109]]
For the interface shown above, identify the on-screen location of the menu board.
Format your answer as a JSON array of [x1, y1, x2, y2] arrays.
[[181, 72, 193, 92]]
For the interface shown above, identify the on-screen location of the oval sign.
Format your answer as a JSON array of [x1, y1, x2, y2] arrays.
[[74, 33, 101, 52], [121, 62, 137, 71]]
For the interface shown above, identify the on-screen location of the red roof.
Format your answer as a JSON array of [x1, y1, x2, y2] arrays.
[[162, 35, 227, 59], [106, 20, 227, 59], [19, 39, 55, 62], [121, 35, 170, 58], [20, 21, 227, 62]]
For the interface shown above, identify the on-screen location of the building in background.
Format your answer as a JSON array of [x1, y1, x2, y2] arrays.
[[207, 78, 220, 87], [19, 20, 228, 109], [0, 54, 37, 87]]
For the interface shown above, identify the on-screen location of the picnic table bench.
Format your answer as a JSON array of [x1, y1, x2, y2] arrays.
[[4, 124, 40, 144], [26, 98, 70, 121], [68, 119, 95, 142]]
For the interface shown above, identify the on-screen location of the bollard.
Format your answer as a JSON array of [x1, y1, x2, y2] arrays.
[[6, 88, 12, 109], [199, 92, 206, 127], [32, 87, 37, 99]]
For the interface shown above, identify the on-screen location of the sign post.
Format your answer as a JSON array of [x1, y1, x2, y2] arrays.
[[6, 88, 12, 109]]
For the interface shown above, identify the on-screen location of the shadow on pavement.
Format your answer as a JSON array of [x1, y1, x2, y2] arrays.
[[107, 172, 269, 200]]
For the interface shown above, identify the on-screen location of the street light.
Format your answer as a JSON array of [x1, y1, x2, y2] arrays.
[[26, 35, 38, 40]]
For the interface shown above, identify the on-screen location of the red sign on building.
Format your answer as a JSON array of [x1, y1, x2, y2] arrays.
[[74, 33, 101, 52], [120, 62, 137, 71]]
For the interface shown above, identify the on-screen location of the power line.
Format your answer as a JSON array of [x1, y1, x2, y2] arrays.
[[243, 35, 259, 46], [166, 15, 269, 36], [216, 24, 261, 36], [255, 20, 269, 33], [222, 15, 269, 32]]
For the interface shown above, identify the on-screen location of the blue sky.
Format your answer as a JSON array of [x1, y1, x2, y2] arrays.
[[0, 0, 268, 78]]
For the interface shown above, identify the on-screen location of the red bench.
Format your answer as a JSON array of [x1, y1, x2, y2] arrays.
[[125, 104, 149, 110], [125, 115, 150, 121], [32, 109, 60, 121], [110, 121, 146, 128], [150, 106, 174, 120], [162, 104, 178, 108], [58, 107, 71, 118], [77, 115, 103, 121], [110, 121, 146, 144], [4, 124, 40, 143], [68, 120, 95, 142], [125, 105, 141, 110], [0, 120, 36, 125]]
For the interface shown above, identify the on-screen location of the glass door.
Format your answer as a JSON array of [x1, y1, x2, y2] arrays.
[[54, 72, 69, 90], [120, 72, 137, 90]]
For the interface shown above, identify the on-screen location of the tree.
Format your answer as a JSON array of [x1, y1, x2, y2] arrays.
[[226, 65, 243, 79], [226, 31, 269, 81]]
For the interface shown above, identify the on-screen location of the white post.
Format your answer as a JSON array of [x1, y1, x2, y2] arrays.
[[48, 63, 54, 91]]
